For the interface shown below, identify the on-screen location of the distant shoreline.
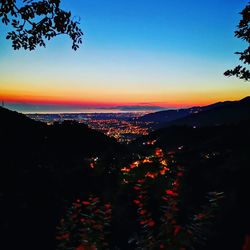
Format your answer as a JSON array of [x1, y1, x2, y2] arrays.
[[23, 110, 153, 115]]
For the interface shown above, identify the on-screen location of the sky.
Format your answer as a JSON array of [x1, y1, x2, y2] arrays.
[[0, 0, 250, 113]]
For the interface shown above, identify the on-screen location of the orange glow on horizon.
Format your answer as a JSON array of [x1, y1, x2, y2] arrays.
[[1, 89, 249, 109]]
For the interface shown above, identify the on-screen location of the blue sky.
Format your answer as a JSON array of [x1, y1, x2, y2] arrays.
[[0, 0, 249, 112]]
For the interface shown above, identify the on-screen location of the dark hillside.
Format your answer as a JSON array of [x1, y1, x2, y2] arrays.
[[165, 96, 250, 128], [133, 121, 250, 250], [139, 97, 250, 128], [0, 107, 124, 250]]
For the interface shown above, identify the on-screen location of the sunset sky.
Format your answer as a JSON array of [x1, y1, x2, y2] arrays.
[[0, 0, 250, 112]]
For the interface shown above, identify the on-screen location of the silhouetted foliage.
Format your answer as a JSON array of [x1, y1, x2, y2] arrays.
[[57, 196, 112, 250], [224, 3, 250, 81], [56, 147, 224, 250], [0, 0, 83, 50]]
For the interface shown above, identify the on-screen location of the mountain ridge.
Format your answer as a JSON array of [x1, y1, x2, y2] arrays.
[[138, 96, 250, 127]]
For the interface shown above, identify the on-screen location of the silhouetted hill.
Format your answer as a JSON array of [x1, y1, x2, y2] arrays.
[[0, 107, 122, 164], [140, 108, 196, 123], [165, 96, 250, 128], [139, 97, 250, 128], [0, 106, 42, 126], [0, 107, 124, 250], [138, 99, 230, 123]]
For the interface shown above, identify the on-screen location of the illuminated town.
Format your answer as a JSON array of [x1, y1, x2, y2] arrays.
[[27, 112, 155, 143]]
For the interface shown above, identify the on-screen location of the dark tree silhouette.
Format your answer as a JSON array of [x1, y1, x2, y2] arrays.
[[0, 0, 83, 50], [224, 3, 250, 81]]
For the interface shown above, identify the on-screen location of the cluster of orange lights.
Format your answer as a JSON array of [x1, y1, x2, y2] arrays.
[[144, 139, 157, 145], [142, 158, 153, 163], [121, 160, 140, 173], [155, 148, 164, 157], [121, 148, 169, 180]]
